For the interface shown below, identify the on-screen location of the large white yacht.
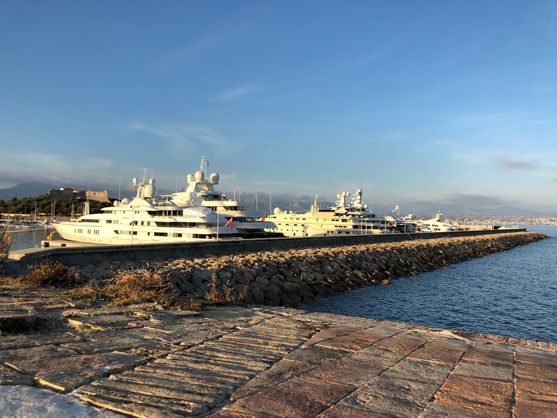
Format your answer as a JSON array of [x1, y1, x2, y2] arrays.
[[266, 188, 392, 237], [169, 156, 276, 237], [53, 174, 239, 244]]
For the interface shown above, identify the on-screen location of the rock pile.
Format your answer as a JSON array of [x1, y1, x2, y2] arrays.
[[136, 231, 544, 306]]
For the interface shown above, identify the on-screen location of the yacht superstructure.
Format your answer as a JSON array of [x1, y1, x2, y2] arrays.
[[170, 156, 276, 237], [267, 189, 391, 237], [53, 174, 239, 244]]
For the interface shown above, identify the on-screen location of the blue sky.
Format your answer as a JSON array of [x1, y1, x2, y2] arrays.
[[1, 1, 557, 210]]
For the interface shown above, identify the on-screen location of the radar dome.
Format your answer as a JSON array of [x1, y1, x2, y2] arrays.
[[121, 198, 129, 205], [194, 170, 205, 182], [113, 200, 120, 207], [132, 177, 138, 187], [274, 207, 282, 215], [144, 184, 154, 198], [209, 172, 220, 184], [186, 173, 194, 183]]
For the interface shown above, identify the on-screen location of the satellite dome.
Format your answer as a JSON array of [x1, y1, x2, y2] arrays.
[[144, 184, 154, 198], [274, 207, 282, 215], [186, 173, 194, 183], [209, 172, 220, 184], [121, 198, 129, 205], [132, 177, 138, 187], [194, 170, 205, 182], [113, 200, 120, 207]]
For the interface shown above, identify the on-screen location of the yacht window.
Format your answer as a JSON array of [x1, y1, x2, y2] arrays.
[[172, 233, 182, 237], [154, 232, 168, 237], [106, 220, 112, 224]]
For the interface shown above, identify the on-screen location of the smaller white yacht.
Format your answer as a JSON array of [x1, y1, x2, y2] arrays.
[[267, 188, 391, 237], [53, 173, 239, 245], [169, 156, 276, 237], [415, 211, 459, 233], [383, 205, 418, 233]]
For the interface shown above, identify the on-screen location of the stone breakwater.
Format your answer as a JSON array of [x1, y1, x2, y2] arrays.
[[135, 231, 545, 306]]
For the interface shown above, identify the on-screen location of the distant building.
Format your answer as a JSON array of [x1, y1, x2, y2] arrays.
[[49, 188, 110, 203], [48, 187, 86, 200], [86, 190, 110, 203]]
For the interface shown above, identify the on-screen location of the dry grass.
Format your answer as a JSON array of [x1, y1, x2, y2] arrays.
[[205, 273, 250, 305], [184, 298, 202, 311], [23, 261, 81, 288], [105, 268, 179, 308], [0, 225, 12, 263], [67, 281, 109, 304]]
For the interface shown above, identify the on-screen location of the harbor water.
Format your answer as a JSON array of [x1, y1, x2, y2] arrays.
[[8, 228, 54, 251], [304, 225, 557, 343]]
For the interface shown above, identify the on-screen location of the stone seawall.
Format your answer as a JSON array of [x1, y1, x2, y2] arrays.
[[141, 231, 545, 306]]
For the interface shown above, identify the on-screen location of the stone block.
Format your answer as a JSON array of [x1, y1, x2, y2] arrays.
[[515, 360, 557, 381], [382, 359, 452, 384], [462, 348, 513, 366], [341, 376, 439, 417], [373, 333, 427, 355], [286, 345, 345, 365], [433, 375, 513, 412], [303, 356, 388, 386], [231, 359, 314, 400], [452, 359, 513, 382], [226, 377, 354, 417], [318, 404, 389, 417]]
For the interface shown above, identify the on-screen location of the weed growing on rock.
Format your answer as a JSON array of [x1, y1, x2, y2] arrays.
[[205, 273, 238, 305], [23, 261, 81, 288]]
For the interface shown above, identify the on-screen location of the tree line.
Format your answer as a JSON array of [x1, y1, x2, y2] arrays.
[[0, 194, 111, 217]]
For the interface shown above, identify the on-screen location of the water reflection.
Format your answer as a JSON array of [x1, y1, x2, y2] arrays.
[[8, 228, 54, 251]]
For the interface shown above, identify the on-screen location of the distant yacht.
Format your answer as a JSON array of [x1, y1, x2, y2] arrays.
[[415, 211, 459, 233], [53, 173, 238, 244], [267, 188, 392, 237], [383, 205, 418, 233], [169, 155, 276, 237]]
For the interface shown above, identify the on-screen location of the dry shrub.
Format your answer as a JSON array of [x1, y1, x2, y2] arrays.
[[106, 268, 179, 307], [0, 225, 12, 263], [24, 261, 81, 288]]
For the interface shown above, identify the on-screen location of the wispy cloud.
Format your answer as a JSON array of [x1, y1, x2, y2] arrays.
[[130, 121, 237, 155], [497, 157, 540, 171], [213, 85, 255, 102]]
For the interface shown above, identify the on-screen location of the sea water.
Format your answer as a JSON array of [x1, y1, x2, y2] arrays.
[[304, 226, 557, 342]]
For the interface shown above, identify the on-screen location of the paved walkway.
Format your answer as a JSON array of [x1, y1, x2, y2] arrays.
[[1, 288, 557, 418]]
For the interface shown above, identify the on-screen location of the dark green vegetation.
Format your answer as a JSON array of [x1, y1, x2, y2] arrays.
[[0, 194, 111, 216]]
